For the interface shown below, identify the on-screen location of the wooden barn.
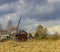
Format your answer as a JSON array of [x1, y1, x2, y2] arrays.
[[15, 30, 27, 41]]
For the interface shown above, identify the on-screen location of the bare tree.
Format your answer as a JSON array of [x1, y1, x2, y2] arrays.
[[0, 22, 2, 31], [7, 19, 14, 32]]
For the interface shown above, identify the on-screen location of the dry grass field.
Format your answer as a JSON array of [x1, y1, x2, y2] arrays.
[[0, 40, 60, 52]]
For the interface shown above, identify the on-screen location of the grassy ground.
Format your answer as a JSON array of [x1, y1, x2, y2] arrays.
[[0, 40, 60, 52]]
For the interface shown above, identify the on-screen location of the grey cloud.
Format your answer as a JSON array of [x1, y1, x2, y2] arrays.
[[22, 0, 60, 21], [0, 0, 19, 5], [0, 0, 60, 32], [24, 0, 47, 5]]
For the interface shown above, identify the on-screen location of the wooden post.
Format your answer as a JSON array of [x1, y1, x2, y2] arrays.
[[16, 17, 21, 32]]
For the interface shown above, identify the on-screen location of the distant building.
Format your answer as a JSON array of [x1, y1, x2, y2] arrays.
[[0, 32, 10, 42], [27, 33, 33, 39], [15, 30, 27, 41]]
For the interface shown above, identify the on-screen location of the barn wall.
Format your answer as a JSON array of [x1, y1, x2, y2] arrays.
[[17, 34, 27, 41]]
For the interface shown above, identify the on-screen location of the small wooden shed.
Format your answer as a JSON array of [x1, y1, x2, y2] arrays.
[[15, 30, 27, 41], [27, 33, 33, 39]]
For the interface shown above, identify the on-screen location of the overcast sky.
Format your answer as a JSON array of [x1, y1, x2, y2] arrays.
[[0, 0, 60, 34]]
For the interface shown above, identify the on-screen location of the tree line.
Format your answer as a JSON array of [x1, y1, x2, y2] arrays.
[[34, 25, 60, 40]]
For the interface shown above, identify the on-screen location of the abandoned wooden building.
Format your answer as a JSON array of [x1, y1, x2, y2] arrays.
[[15, 30, 27, 41], [0, 33, 10, 42], [27, 33, 33, 39]]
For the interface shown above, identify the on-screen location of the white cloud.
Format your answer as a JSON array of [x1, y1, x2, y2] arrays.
[[34, 5, 54, 15], [48, 0, 60, 3], [48, 25, 60, 34]]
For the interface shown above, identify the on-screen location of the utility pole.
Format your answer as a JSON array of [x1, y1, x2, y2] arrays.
[[16, 17, 21, 32]]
